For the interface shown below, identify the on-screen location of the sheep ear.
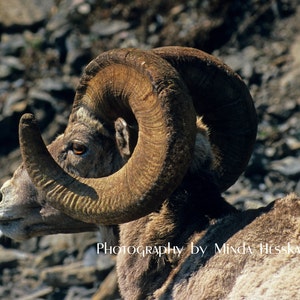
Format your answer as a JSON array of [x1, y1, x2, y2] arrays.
[[115, 117, 131, 159]]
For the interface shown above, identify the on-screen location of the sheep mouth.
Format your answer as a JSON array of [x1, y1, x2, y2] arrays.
[[0, 204, 41, 226], [0, 217, 23, 226]]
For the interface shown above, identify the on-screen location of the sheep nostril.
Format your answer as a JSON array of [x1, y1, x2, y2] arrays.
[[0, 185, 4, 202]]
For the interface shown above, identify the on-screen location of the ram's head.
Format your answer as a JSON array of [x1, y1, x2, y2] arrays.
[[0, 47, 257, 241]]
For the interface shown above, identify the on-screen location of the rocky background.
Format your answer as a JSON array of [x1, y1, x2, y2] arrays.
[[0, 0, 299, 299]]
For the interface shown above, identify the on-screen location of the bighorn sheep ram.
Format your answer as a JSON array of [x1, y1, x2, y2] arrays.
[[0, 47, 299, 299]]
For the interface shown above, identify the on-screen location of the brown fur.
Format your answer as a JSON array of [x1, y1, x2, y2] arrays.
[[116, 193, 300, 299], [117, 170, 236, 299]]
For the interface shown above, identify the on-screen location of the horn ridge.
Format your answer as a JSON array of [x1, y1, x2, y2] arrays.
[[153, 46, 257, 191], [19, 48, 196, 224]]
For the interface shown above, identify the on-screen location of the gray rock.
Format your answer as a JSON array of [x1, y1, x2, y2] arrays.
[[0, 56, 25, 80], [270, 156, 300, 178], [267, 100, 297, 121], [13, 286, 53, 300], [0, 246, 32, 269], [34, 78, 75, 104], [41, 262, 106, 287], [286, 137, 300, 152], [0, 0, 54, 31], [295, 181, 300, 195], [0, 34, 26, 56], [2, 89, 27, 117], [34, 248, 69, 268], [91, 20, 131, 37], [64, 32, 92, 74]]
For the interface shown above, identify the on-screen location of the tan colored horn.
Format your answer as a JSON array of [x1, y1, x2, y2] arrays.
[[152, 46, 257, 192], [19, 48, 196, 225]]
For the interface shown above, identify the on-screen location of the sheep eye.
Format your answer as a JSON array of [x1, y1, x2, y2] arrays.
[[71, 142, 87, 155]]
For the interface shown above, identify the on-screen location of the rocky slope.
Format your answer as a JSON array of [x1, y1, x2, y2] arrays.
[[0, 0, 299, 299]]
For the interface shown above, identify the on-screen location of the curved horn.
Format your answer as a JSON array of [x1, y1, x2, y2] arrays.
[[152, 46, 257, 192], [19, 49, 196, 225]]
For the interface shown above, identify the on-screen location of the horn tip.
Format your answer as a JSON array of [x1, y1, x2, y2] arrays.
[[19, 113, 37, 127], [20, 113, 35, 122]]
